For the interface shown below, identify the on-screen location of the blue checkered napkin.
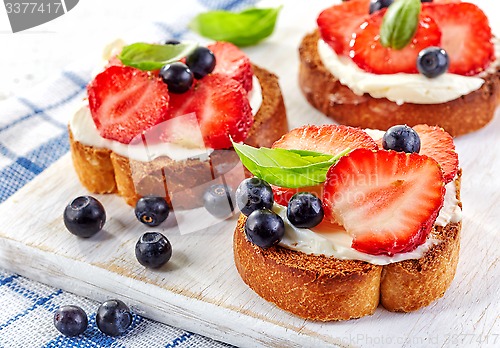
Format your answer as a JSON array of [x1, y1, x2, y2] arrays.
[[0, 0, 256, 346]]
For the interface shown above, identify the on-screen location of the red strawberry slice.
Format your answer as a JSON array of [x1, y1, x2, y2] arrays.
[[208, 42, 253, 92], [350, 10, 442, 74], [87, 65, 170, 144], [422, 2, 494, 76], [323, 149, 445, 256], [271, 125, 378, 205], [413, 124, 458, 183], [272, 185, 324, 207], [317, 0, 371, 55], [166, 74, 253, 149]]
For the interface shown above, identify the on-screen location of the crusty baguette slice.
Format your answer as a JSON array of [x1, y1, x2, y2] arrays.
[[233, 172, 462, 321], [69, 64, 288, 207], [299, 30, 500, 137]]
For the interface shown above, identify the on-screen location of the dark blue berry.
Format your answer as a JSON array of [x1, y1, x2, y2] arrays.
[[64, 196, 106, 238], [417, 47, 449, 78], [186, 47, 216, 79], [135, 232, 172, 268], [159, 62, 194, 94], [165, 39, 180, 45], [96, 299, 132, 337], [203, 184, 235, 219], [53, 305, 88, 336], [369, 0, 394, 14], [135, 196, 169, 227], [245, 209, 285, 249], [287, 193, 324, 228], [421, 0, 433, 3], [382, 125, 421, 153], [235, 178, 274, 216]]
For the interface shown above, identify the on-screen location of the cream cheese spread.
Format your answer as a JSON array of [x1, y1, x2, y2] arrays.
[[316, 38, 500, 105]]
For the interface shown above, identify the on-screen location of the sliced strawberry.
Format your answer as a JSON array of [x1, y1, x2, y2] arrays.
[[350, 10, 442, 74], [87, 65, 170, 144], [272, 185, 324, 207], [422, 2, 494, 76], [317, 0, 371, 55], [272, 124, 378, 155], [323, 149, 445, 256], [208, 42, 253, 92], [166, 74, 253, 149], [271, 125, 378, 205], [413, 124, 458, 183]]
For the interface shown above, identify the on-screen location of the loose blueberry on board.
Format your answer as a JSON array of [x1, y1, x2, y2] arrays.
[[244, 209, 285, 249], [369, 0, 394, 14], [53, 305, 88, 337], [203, 184, 235, 219], [135, 232, 172, 268], [96, 300, 133, 337], [382, 125, 421, 153], [159, 62, 194, 94], [287, 193, 324, 229], [417, 47, 449, 78], [235, 178, 274, 216], [165, 39, 181, 45], [63, 196, 106, 238], [186, 47, 216, 79], [134, 196, 170, 227]]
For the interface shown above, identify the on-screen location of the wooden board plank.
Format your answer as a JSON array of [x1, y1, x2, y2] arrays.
[[1, 1, 499, 346]]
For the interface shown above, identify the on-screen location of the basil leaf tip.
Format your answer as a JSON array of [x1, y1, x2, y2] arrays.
[[118, 41, 198, 71], [380, 0, 421, 50], [189, 6, 282, 47], [231, 141, 350, 188]]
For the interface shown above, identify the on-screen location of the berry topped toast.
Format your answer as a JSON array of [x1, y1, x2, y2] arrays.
[[69, 41, 287, 208], [233, 123, 461, 321], [299, 0, 500, 136]]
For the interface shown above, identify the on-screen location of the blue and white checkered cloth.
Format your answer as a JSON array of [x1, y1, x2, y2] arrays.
[[0, 1, 256, 346]]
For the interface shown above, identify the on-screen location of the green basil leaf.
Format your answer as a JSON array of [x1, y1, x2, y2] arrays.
[[189, 7, 282, 47], [118, 42, 198, 70], [380, 0, 421, 50], [232, 142, 350, 188]]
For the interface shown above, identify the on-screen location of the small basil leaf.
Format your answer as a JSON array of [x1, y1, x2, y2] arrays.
[[232, 142, 350, 188], [380, 0, 421, 50], [118, 42, 198, 71], [189, 7, 282, 47]]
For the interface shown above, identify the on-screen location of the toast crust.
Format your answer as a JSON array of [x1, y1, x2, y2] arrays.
[[233, 172, 462, 321], [299, 31, 500, 137], [69, 65, 287, 207]]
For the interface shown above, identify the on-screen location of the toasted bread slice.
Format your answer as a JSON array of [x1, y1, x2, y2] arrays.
[[233, 172, 462, 321], [299, 31, 500, 137], [69, 64, 288, 207]]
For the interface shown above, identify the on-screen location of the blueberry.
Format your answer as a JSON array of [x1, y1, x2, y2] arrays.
[[417, 46, 449, 78], [185, 47, 216, 79], [96, 299, 132, 337], [421, 0, 433, 2], [369, 0, 394, 14], [135, 232, 172, 268], [159, 62, 194, 94], [382, 125, 421, 153], [235, 178, 274, 216], [53, 305, 88, 336], [287, 193, 324, 229], [203, 184, 235, 219], [63, 196, 106, 238], [165, 39, 180, 45], [245, 209, 285, 249], [135, 196, 169, 227]]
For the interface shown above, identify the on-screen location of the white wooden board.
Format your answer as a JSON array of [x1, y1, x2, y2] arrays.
[[1, 1, 500, 347]]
